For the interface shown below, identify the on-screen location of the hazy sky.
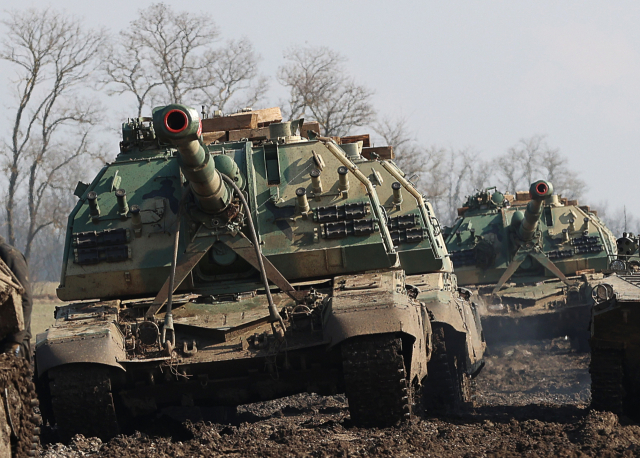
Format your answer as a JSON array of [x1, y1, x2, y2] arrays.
[[2, 1, 639, 223]]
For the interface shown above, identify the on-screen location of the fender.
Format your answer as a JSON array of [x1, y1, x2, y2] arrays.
[[323, 270, 429, 382], [417, 282, 485, 372], [35, 301, 126, 377]]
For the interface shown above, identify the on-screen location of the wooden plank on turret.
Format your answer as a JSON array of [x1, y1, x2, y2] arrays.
[[230, 107, 282, 126], [300, 122, 321, 139], [202, 131, 227, 144], [228, 126, 271, 141], [341, 134, 371, 147], [201, 113, 258, 133]]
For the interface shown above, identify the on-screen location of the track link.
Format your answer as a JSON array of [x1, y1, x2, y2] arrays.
[[423, 326, 472, 415], [590, 347, 625, 415], [342, 334, 411, 427], [48, 365, 120, 443], [0, 354, 39, 457]]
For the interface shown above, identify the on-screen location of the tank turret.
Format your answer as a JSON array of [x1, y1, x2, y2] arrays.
[[515, 180, 553, 244]]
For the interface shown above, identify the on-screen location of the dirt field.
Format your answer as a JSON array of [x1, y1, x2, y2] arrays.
[[36, 338, 640, 457]]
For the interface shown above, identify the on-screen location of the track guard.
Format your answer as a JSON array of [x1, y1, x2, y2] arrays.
[[35, 321, 126, 377], [324, 270, 429, 382], [417, 282, 486, 375]]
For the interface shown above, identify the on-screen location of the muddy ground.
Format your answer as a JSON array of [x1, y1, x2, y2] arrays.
[[39, 339, 640, 457]]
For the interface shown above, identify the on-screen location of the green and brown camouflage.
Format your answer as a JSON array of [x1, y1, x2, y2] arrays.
[[35, 104, 485, 440], [444, 181, 618, 346]]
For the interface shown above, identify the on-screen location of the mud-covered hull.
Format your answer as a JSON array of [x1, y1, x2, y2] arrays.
[[469, 275, 603, 348], [36, 270, 485, 440], [481, 303, 591, 346], [38, 104, 486, 440]]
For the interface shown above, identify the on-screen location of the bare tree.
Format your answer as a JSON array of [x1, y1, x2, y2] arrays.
[[514, 136, 543, 186], [277, 46, 375, 136], [374, 117, 446, 201], [495, 135, 586, 198], [1, 8, 106, 260], [437, 149, 494, 226], [593, 202, 640, 238], [102, 40, 163, 117], [494, 153, 520, 194], [202, 38, 269, 112], [103, 3, 267, 115], [374, 117, 493, 225], [538, 144, 586, 199], [374, 116, 420, 173]]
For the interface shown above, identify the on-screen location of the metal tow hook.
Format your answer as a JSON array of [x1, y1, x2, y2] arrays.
[[182, 340, 198, 356]]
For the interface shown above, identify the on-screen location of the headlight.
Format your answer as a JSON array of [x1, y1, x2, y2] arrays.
[[609, 259, 626, 272]]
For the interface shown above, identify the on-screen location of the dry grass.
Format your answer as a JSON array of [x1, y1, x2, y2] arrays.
[[31, 282, 61, 342]]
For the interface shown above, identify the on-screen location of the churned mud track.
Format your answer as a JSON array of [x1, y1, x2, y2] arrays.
[[41, 340, 640, 457]]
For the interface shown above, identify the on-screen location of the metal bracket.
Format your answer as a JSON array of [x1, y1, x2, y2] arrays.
[[492, 246, 575, 295], [145, 232, 214, 318], [220, 233, 306, 301]]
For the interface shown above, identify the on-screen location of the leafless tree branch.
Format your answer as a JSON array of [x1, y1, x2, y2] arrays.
[[101, 4, 266, 116], [0, 8, 105, 263], [277, 45, 375, 136]]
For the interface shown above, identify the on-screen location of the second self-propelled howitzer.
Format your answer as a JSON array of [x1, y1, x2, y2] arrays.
[[34, 104, 485, 441], [445, 180, 618, 347]]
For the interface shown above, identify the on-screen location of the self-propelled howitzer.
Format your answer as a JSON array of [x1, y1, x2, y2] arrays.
[[35, 104, 485, 441], [445, 180, 617, 347]]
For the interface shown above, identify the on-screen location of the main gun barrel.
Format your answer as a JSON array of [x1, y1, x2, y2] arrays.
[[152, 104, 231, 214], [516, 180, 553, 243]]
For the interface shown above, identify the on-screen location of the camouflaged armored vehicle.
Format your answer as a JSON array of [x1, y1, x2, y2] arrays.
[[590, 272, 640, 419], [444, 182, 617, 347], [612, 232, 640, 273], [34, 105, 485, 441], [0, 258, 39, 457]]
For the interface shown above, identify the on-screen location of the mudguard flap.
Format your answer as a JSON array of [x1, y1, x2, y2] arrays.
[[35, 321, 126, 377], [324, 271, 429, 381], [419, 288, 485, 371], [325, 304, 425, 346]]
